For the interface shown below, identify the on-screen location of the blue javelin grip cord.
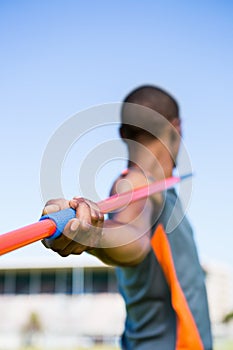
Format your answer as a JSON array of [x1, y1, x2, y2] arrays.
[[39, 208, 76, 239]]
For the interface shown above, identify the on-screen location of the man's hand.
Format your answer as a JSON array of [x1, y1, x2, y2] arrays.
[[41, 197, 104, 257]]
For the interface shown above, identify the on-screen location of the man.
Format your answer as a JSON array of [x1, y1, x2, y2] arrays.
[[42, 85, 212, 349]]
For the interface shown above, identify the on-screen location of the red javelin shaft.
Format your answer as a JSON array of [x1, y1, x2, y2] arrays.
[[0, 174, 191, 256]]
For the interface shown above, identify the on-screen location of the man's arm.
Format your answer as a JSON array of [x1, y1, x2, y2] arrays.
[[42, 171, 162, 266]]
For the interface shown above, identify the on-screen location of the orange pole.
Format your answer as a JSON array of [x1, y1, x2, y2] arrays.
[[0, 220, 57, 255]]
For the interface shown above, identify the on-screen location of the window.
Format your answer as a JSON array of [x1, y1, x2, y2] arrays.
[[84, 268, 118, 293], [0, 273, 4, 293], [15, 271, 30, 294], [40, 270, 56, 293]]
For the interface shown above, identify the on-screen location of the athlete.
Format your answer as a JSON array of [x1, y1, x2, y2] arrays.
[[42, 85, 213, 349]]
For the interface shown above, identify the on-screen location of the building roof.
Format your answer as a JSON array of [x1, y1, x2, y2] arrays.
[[0, 251, 107, 270]]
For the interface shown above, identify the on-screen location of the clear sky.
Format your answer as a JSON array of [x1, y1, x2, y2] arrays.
[[0, 0, 233, 269]]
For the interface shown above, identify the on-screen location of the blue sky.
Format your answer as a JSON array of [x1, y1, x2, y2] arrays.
[[0, 0, 233, 269]]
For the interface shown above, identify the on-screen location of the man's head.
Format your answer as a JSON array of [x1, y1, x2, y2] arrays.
[[123, 85, 179, 120], [120, 85, 182, 166], [120, 85, 180, 140]]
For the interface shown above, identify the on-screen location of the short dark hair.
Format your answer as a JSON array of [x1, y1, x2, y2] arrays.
[[121, 85, 180, 141]]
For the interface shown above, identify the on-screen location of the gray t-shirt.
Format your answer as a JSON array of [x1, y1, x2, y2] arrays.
[[115, 189, 212, 350]]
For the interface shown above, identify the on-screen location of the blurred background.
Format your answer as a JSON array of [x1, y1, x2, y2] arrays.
[[0, 0, 233, 349]]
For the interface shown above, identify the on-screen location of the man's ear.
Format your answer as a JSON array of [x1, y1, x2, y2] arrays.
[[170, 118, 182, 136]]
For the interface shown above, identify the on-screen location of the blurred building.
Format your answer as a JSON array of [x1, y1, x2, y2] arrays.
[[0, 253, 125, 349], [203, 260, 233, 341], [204, 260, 233, 324], [0, 253, 118, 295]]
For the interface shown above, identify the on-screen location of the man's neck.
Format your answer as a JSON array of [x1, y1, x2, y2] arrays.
[[127, 140, 174, 180]]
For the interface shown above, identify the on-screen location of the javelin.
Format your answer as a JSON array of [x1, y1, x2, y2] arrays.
[[0, 174, 191, 256]]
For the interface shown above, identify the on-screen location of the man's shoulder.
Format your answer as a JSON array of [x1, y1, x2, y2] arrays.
[[110, 168, 151, 196]]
